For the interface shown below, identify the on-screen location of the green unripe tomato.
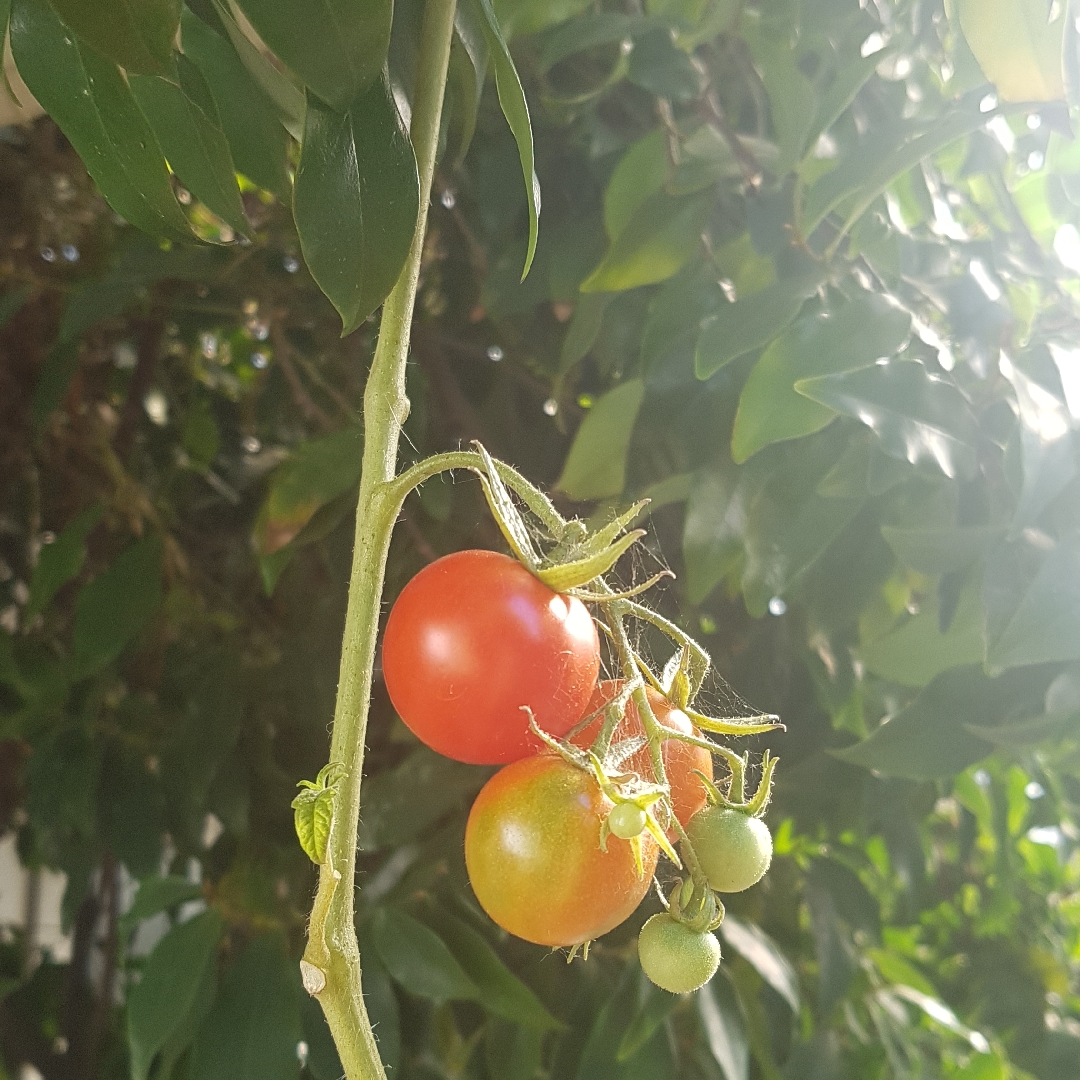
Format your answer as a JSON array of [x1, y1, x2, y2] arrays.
[[686, 807, 772, 893], [608, 802, 647, 839], [638, 913, 721, 994]]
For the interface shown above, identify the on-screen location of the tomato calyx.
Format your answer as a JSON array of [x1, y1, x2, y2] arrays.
[[662, 877, 725, 935], [696, 748, 778, 817], [469, 442, 651, 592]]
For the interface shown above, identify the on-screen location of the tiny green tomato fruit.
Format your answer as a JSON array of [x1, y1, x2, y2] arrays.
[[638, 913, 721, 994], [608, 802, 647, 840], [686, 806, 772, 893]]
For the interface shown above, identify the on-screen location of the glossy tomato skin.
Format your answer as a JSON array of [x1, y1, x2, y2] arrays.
[[465, 754, 658, 947], [382, 550, 600, 764], [574, 682, 713, 828]]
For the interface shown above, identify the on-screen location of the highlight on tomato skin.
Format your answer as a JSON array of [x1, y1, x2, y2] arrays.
[[573, 681, 714, 829], [464, 754, 659, 947], [381, 549, 601, 765]]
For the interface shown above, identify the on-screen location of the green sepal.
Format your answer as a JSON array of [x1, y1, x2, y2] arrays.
[[536, 529, 645, 592], [471, 443, 541, 571], [686, 708, 784, 737]]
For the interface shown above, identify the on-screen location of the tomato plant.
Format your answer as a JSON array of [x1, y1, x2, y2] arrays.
[[464, 753, 659, 947], [382, 550, 601, 764], [637, 913, 722, 995], [685, 807, 773, 894], [575, 682, 714, 828]]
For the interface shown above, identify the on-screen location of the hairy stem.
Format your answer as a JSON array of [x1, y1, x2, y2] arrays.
[[301, 2, 458, 1077]]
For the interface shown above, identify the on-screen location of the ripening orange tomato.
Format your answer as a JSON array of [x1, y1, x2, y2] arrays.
[[465, 754, 658, 947]]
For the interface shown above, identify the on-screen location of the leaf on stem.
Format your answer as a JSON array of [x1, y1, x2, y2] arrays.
[[234, 0, 392, 113], [294, 80, 419, 334], [469, 0, 540, 278], [48, 0, 180, 76]]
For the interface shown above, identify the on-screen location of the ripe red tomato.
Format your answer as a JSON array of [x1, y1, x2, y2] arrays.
[[465, 754, 658, 947], [382, 550, 601, 764], [573, 682, 714, 828]]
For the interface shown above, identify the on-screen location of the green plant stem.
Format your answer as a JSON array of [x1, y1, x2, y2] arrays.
[[603, 600, 669, 790], [301, 2, 458, 1077]]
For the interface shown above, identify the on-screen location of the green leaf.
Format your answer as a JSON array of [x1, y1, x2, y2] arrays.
[[535, 13, 664, 72], [803, 103, 993, 238], [694, 268, 825, 380], [448, 1, 489, 165], [46, 0, 180, 75], [486, 1021, 544, 1080], [369, 907, 480, 1005], [999, 353, 1077, 531], [731, 294, 911, 462], [697, 974, 749, 1080], [71, 535, 163, 676], [867, 949, 938, 996], [291, 763, 345, 864], [128, 910, 224, 1080], [575, 966, 676, 1080], [180, 9, 291, 200], [719, 916, 799, 1013], [832, 665, 1048, 779], [209, 0, 304, 134], [747, 26, 818, 175], [293, 81, 419, 334], [741, 441, 864, 617], [861, 577, 985, 688], [804, 51, 882, 162], [881, 525, 1004, 575], [472, 0, 540, 278], [581, 192, 711, 293], [234, 0, 391, 112], [984, 537, 1080, 672], [10, 0, 191, 240], [360, 954, 401, 1072], [129, 55, 248, 236], [254, 425, 363, 557], [795, 359, 979, 480], [556, 378, 645, 501], [357, 748, 487, 851], [682, 463, 747, 605], [120, 875, 204, 935], [959, 0, 1065, 102], [953, 1054, 1009, 1080], [558, 293, 610, 376], [618, 979, 678, 1061], [25, 504, 103, 620], [602, 128, 670, 241], [189, 934, 303, 1080], [422, 909, 561, 1030]]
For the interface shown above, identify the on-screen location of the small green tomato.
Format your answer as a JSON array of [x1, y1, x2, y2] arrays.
[[608, 802, 648, 840], [686, 806, 772, 893], [638, 913, 721, 994]]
